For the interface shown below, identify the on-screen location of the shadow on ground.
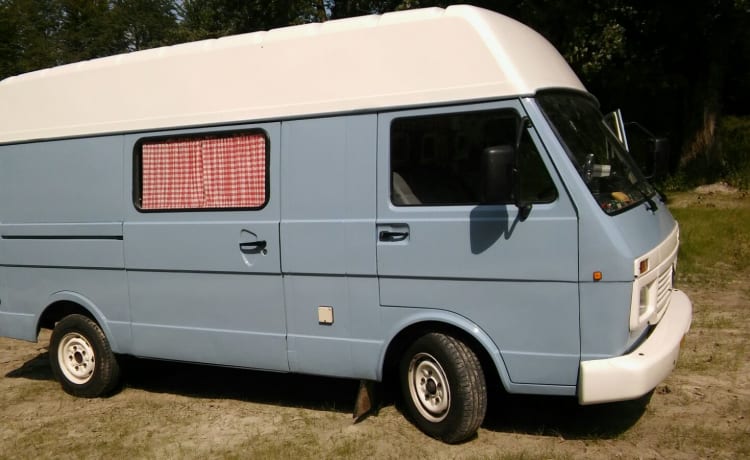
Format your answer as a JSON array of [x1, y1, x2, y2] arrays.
[[482, 390, 651, 440], [5, 352, 52, 380], [119, 356, 360, 413], [6, 352, 648, 439], [5, 352, 359, 413]]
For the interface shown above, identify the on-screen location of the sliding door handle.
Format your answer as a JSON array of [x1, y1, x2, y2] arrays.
[[239, 240, 267, 252]]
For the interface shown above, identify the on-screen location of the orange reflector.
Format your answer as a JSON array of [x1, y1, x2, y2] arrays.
[[593, 271, 603, 282], [639, 259, 649, 274]]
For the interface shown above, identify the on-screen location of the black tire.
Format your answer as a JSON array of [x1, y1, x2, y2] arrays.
[[399, 332, 487, 443], [49, 314, 121, 397]]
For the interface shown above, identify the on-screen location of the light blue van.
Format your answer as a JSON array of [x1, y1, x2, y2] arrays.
[[0, 5, 691, 443]]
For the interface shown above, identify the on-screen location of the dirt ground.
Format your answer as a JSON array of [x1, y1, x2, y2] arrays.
[[1, 192, 748, 459]]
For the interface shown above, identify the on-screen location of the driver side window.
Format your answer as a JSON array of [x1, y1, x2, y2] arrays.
[[390, 110, 556, 206]]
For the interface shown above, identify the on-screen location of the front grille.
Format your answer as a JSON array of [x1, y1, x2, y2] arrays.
[[655, 264, 673, 319]]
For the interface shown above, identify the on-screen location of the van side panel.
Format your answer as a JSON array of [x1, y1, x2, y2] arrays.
[[0, 138, 124, 223], [0, 137, 130, 348], [280, 115, 382, 379], [0, 268, 131, 348], [122, 124, 288, 371]]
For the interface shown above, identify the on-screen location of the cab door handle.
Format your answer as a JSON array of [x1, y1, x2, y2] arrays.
[[379, 231, 409, 242]]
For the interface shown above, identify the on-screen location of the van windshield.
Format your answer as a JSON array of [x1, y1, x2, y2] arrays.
[[537, 92, 656, 215]]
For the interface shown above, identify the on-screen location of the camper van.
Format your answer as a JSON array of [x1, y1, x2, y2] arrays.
[[0, 5, 691, 443]]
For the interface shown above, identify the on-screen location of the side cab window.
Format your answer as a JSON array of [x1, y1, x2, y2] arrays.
[[390, 109, 556, 206]]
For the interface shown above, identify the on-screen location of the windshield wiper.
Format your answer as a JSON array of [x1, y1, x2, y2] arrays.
[[637, 182, 658, 212]]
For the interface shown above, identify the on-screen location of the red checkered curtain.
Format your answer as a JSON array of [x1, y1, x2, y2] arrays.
[[141, 134, 266, 210], [141, 138, 204, 209], [202, 135, 266, 208]]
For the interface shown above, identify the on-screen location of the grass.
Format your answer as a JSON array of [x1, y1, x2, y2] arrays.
[[671, 205, 750, 284], [670, 200, 750, 379], [656, 414, 750, 458]]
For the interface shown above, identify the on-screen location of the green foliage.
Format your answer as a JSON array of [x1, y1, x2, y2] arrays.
[[179, 0, 316, 40], [667, 116, 750, 190], [0, 0, 63, 77], [659, 171, 692, 193], [0, 0, 181, 80], [716, 116, 750, 189], [57, 0, 122, 63], [113, 0, 181, 51]]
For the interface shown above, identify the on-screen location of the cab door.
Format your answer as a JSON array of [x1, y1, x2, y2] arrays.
[[123, 123, 287, 371], [376, 101, 580, 386]]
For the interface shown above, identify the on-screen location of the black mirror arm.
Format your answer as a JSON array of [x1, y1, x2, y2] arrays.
[[514, 116, 530, 150], [514, 117, 533, 221], [518, 200, 532, 221]]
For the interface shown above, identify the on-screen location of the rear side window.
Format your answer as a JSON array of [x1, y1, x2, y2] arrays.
[[135, 132, 267, 211]]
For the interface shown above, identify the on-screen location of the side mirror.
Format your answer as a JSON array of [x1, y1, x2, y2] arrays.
[[604, 111, 671, 180], [481, 144, 532, 220], [625, 122, 670, 180], [481, 145, 515, 204]]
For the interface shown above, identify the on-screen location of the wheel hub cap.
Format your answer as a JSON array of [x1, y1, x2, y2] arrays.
[[408, 352, 451, 423], [58, 332, 96, 385]]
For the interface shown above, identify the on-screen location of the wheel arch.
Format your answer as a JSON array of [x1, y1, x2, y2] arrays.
[[38, 291, 120, 352], [378, 311, 512, 393]]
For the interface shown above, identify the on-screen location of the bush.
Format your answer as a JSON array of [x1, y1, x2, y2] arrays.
[[665, 116, 750, 191], [716, 116, 750, 189]]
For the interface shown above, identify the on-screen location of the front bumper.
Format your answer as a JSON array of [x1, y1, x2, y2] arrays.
[[578, 289, 692, 405]]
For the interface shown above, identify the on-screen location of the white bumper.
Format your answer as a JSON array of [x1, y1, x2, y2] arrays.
[[578, 289, 692, 405]]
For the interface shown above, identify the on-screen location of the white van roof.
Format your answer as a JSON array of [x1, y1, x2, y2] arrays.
[[0, 5, 585, 144]]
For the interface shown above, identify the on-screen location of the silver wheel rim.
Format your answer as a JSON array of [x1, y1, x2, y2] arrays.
[[407, 352, 450, 423], [58, 332, 96, 384]]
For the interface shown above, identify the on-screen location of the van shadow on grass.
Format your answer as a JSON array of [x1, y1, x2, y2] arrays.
[[118, 356, 360, 414], [482, 390, 652, 440], [5, 352, 360, 413], [7, 352, 649, 439]]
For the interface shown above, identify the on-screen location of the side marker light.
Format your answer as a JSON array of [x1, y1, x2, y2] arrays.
[[593, 271, 603, 282]]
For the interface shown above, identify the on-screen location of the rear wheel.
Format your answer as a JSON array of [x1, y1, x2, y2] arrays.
[[49, 314, 120, 397], [400, 332, 487, 443]]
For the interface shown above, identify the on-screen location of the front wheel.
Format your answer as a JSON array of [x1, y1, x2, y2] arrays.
[[399, 332, 487, 443], [49, 314, 121, 397]]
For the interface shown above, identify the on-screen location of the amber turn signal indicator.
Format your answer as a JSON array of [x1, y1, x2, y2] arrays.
[[593, 271, 603, 282]]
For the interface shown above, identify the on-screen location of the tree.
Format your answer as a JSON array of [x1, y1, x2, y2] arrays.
[[112, 0, 180, 51], [0, 1, 22, 79], [57, 0, 123, 63], [0, 0, 182, 80], [179, 0, 308, 39], [0, 0, 63, 79]]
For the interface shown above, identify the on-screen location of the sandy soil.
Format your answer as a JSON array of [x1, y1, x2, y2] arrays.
[[1, 192, 748, 459], [667, 184, 749, 209]]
